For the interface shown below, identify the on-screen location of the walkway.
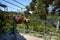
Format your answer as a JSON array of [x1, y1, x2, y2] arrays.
[[21, 34, 43, 40]]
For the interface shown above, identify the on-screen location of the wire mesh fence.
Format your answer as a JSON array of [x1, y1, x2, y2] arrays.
[[17, 28, 60, 40], [16, 19, 60, 40]]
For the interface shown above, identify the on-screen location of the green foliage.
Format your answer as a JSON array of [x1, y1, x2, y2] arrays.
[[24, 11, 29, 17], [0, 10, 5, 34], [57, 28, 60, 33], [30, 2, 36, 11], [42, 0, 54, 4], [5, 23, 13, 32], [47, 15, 60, 21], [53, 0, 60, 7], [0, 10, 18, 34], [0, 0, 60, 35]]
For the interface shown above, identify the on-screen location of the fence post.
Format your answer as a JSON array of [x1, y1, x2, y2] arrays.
[[24, 24, 26, 34], [49, 32, 52, 40], [13, 16, 17, 40], [56, 21, 59, 31], [44, 33, 46, 40], [58, 33, 60, 40], [56, 21, 59, 40]]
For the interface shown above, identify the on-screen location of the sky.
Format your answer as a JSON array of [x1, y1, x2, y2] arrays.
[[0, 0, 32, 12], [0, 0, 54, 12], [48, 4, 54, 12]]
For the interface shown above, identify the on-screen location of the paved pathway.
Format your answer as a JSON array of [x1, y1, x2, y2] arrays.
[[0, 32, 44, 40], [0, 32, 26, 40], [21, 34, 43, 40]]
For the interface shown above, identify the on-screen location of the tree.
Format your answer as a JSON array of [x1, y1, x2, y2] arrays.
[[27, 0, 55, 33], [27, 0, 55, 18], [0, 9, 5, 34], [53, 0, 60, 7], [51, 7, 60, 15], [51, 0, 60, 15], [24, 0, 60, 33]]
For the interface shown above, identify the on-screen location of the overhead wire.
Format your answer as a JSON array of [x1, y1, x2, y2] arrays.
[[13, 0, 26, 12], [13, 0, 26, 7], [3, 0, 25, 9]]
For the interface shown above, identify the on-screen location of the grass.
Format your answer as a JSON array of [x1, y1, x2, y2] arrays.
[[18, 29, 59, 40], [16, 24, 59, 40]]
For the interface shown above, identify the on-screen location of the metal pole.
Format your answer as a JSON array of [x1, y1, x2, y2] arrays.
[[23, 10, 26, 34], [56, 21, 60, 40], [21, 8, 26, 34], [44, 14, 47, 40], [44, 32, 46, 40], [24, 23, 26, 34], [58, 33, 60, 40], [13, 16, 17, 40], [49, 32, 52, 40], [56, 21, 59, 31]]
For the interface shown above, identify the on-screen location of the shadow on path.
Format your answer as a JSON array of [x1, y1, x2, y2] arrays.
[[0, 32, 26, 40]]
